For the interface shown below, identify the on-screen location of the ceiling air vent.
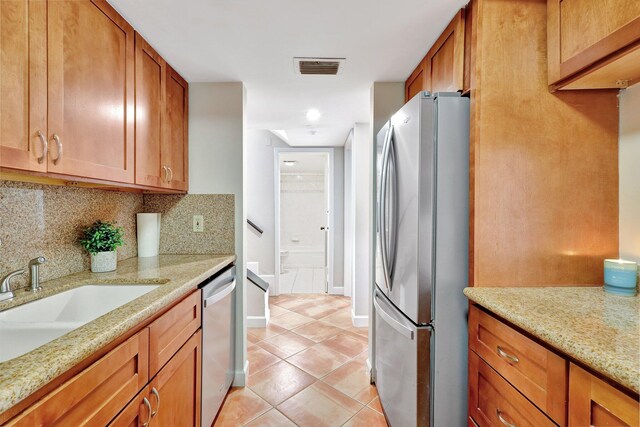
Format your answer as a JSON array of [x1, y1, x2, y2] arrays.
[[294, 57, 346, 75]]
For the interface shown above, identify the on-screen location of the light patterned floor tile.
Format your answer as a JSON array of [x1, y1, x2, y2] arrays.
[[248, 323, 287, 340], [322, 360, 377, 404], [320, 333, 368, 358], [247, 345, 282, 374], [269, 311, 314, 330], [269, 304, 291, 318], [243, 409, 297, 426], [278, 382, 362, 427], [342, 407, 388, 427], [287, 343, 352, 378], [320, 309, 354, 329], [248, 360, 316, 406], [258, 331, 315, 359], [367, 396, 383, 414], [213, 387, 271, 427], [292, 321, 344, 343]]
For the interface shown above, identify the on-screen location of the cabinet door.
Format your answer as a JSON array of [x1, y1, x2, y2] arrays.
[[8, 329, 149, 426], [135, 33, 166, 188], [150, 330, 202, 427], [427, 10, 465, 93], [405, 59, 427, 102], [108, 386, 151, 427], [162, 66, 189, 191], [569, 364, 639, 427], [548, 0, 640, 89], [47, 0, 135, 183], [0, 0, 47, 172]]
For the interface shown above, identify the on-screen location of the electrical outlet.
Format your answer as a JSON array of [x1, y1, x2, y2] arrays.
[[193, 215, 204, 232]]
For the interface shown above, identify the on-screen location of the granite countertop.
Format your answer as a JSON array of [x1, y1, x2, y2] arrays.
[[464, 287, 640, 394], [0, 254, 235, 414]]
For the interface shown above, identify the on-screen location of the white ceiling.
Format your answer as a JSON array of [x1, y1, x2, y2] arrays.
[[280, 152, 328, 174], [109, 0, 467, 146]]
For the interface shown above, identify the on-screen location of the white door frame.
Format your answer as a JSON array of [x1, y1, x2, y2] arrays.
[[274, 147, 338, 296]]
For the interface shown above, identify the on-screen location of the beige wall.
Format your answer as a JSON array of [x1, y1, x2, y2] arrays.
[[619, 84, 640, 264]]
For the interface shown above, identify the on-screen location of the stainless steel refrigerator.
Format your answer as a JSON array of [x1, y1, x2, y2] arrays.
[[374, 92, 469, 427]]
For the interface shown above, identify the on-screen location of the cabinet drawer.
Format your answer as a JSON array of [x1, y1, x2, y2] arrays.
[[8, 329, 149, 426], [569, 363, 639, 427], [469, 351, 556, 427], [149, 290, 201, 376], [469, 305, 567, 425]]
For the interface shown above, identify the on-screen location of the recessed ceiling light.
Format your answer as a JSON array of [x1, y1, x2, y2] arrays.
[[306, 109, 321, 121], [283, 160, 297, 166]]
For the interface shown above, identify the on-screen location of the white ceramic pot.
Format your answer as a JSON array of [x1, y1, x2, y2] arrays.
[[91, 251, 117, 273]]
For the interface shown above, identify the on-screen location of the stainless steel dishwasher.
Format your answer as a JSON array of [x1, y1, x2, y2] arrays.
[[200, 265, 236, 427]]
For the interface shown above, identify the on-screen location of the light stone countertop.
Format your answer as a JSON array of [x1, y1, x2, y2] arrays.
[[0, 254, 235, 414], [464, 287, 640, 394]]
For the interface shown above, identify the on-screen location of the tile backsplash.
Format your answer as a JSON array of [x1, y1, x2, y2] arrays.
[[0, 181, 142, 290], [0, 181, 235, 290], [143, 194, 235, 255]]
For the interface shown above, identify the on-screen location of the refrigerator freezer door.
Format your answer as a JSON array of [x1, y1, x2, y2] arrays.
[[374, 288, 431, 427]]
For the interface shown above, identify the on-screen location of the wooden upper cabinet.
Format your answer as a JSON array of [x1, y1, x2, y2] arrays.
[[163, 66, 189, 191], [427, 10, 465, 94], [0, 0, 47, 172], [135, 33, 166, 188], [548, 0, 640, 90], [405, 10, 465, 101], [405, 60, 427, 102], [47, 0, 135, 183], [569, 364, 639, 427]]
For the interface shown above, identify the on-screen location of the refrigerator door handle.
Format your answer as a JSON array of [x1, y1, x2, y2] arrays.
[[378, 125, 392, 292], [374, 293, 414, 340], [386, 132, 398, 289]]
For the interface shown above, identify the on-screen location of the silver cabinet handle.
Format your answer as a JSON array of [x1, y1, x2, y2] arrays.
[[162, 165, 168, 182], [36, 131, 48, 164], [51, 134, 62, 165], [167, 166, 173, 182], [150, 387, 160, 417], [142, 397, 152, 427], [497, 346, 519, 364], [496, 409, 516, 427]]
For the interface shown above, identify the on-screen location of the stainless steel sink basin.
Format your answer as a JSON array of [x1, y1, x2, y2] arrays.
[[0, 285, 159, 362]]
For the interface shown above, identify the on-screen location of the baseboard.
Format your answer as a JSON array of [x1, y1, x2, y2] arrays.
[[351, 309, 368, 327], [246, 315, 268, 328], [233, 359, 250, 386], [329, 285, 344, 295]]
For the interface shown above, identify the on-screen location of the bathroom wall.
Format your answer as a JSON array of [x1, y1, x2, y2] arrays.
[[0, 181, 142, 290], [280, 173, 327, 268]]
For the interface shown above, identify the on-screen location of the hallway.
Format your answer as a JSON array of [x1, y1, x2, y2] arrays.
[[214, 294, 387, 426]]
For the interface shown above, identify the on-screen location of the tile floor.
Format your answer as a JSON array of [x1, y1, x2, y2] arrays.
[[214, 294, 388, 427], [279, 268, 327, 293]]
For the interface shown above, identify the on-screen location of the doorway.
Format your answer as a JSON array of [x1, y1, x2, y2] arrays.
[[275, 149, 334, 295]]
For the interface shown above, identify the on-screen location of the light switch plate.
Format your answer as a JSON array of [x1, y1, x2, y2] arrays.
[[193, 215, 204, 232]]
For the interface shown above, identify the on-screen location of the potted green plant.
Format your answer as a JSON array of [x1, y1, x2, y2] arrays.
[[79, 220, 124, 273]]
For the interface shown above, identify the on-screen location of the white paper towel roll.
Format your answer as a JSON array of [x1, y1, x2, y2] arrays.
[[137, 213, 161, 257]]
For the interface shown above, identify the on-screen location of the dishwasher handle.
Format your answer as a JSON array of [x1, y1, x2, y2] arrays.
[[204, 280, 236, 308]]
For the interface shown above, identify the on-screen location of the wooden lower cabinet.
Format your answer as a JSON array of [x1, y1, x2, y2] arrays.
[[110, 330, 202, 427], [569, 364, 639, 427], [7, 329, 149, 426], [150, 330, 202, 427], [109, 386, 152, 427], [468, 351, 556, 427]]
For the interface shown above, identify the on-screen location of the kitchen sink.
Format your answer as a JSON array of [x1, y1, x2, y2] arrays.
[[0, 285, 159, 362]]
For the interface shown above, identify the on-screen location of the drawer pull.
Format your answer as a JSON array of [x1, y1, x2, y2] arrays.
[[150, 387, 160, 417], [497, 409, 516, 427], [142, 397, 152, 427], [497, 346, 519, 364], [36, 131, 48, 163]]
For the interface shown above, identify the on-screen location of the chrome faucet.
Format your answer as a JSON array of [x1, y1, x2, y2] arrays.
[[0, 269, 25, 302], [28, 256, 46, 292]]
